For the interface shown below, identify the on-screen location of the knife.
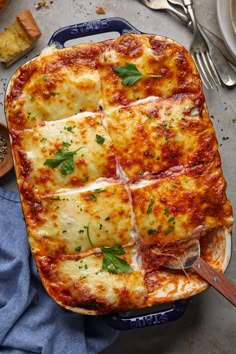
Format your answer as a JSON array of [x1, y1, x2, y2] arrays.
[[197, 25, 236, 87], [201, 25, 236, 67]]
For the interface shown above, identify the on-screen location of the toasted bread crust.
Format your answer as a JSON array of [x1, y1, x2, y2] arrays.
[[16, 9, 41, 41]]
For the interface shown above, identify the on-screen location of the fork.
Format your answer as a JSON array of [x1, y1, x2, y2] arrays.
[[140, 0, 221, 89], [182, 0, 221, 89]]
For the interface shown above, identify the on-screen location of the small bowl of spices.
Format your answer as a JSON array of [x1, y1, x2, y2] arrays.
[[0, 122, 13, 177]]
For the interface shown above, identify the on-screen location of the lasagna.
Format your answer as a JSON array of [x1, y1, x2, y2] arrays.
[[5, 33, 233, 315]]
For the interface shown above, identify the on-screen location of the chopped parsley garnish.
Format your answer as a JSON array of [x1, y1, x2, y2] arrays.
[[147, 229, 159, 235], [89, 194, 97, 201], [105, 216, 110, 221], [147, 198, 154, 214], [49, 92, 58, 96], [163, 207, 176, 235], [94, 188, 106, 193], [75, 246, 81, 252], [164, 207, 169, 216], [96, 134, 105, 145], [27, 112, 36, 121], [112, 63, 162, 86], [165, 226, 175, 235], [43, 147, 84, 176], [82, 176, 89, 182], [48, 196, 61, 200], [85, 224, 133, 274], [64, 125, 76, 133]]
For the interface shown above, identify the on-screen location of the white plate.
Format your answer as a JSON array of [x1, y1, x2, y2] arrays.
[[217, 0, 236, 59], [230, 0, 236, 35]]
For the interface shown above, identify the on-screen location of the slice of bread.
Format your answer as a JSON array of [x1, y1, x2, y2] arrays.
[[0, 9, 41, 67]]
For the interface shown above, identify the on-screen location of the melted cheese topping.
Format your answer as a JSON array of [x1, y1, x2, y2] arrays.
[[6, 33, 233, 315], [27, 181, 134, 257], [37, 247, 147, 314], [105, 96, 217, 178], [131, 156, 233, 245], [12, 112, 117, 192], [97, 34, 201, 109], [6, 43, 103, 130]]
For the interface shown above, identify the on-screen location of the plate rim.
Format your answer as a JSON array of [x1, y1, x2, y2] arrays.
[[230, 0, 236, 35]]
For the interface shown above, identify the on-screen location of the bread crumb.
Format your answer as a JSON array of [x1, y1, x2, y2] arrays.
[[34, 1, 50, 10], [96, 6, 105, 14]]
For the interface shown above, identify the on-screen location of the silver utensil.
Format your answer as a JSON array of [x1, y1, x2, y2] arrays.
[[201, 26, 236, 66], [183, 0, 221, 89], [198, 25, 236, 87], [163, 238, 236, 307], [139, 0, 190, 26], [139, 0, 236, 88]]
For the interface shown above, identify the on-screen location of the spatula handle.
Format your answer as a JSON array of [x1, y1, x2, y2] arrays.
[[192, 257, 236, 306]]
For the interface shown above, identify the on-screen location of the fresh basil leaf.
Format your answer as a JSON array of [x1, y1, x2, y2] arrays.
[[122, 76, 142, 86], [85, 224, 133, 274], [101, 247, 134, 274], [43, 147, 83, 175], [112, 63, 162, 86], [112, 63, 142, 78]]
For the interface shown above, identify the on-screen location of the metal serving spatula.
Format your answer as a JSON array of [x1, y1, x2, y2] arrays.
[[164, 238, 236, 306]]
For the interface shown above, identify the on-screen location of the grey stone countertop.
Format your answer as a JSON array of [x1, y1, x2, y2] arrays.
[[0, 1, 235, 353]]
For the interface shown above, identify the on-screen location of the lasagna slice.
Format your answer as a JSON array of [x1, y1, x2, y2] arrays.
[[37, 246, 147, 314], [130, 156, 233, 246], [96, 33, 201, 110], [104, 95, 217, 179], [5, 43, 103, 130], [24, 181, 134, 257], [11, 112, 117, 194]]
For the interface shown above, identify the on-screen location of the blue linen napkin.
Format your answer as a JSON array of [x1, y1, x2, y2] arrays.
[[0, 187, 118, 354]]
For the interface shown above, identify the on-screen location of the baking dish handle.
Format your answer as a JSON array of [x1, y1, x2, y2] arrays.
[[48, 17, 141, 48], [102, 299, 190, 330]]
